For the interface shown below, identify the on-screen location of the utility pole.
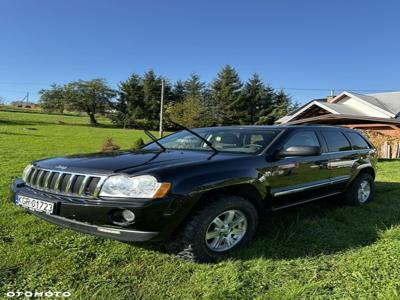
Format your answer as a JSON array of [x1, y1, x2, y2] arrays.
[[159, 79, 165, 138]]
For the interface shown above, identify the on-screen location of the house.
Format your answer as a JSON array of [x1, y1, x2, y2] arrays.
[[11, 101, 38, 109], [276, 91, 400, 158]]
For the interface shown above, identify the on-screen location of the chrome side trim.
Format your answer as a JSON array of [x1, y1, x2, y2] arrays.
[[271, 192, 342, 211], [274, 181, 330, 196], [274, 175, 351, 197]]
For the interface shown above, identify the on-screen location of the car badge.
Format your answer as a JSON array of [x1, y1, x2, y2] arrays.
[[55, 165, 68, 170]]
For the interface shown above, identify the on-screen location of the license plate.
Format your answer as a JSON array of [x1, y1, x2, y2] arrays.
[[16, 195, 54, 215]]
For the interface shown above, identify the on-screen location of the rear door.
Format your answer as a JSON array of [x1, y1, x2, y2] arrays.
[[320, 129, 355, 191], [267, 128, 332, 206]]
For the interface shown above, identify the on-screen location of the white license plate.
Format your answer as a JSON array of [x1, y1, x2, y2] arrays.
[[16, 195, 54, 215]]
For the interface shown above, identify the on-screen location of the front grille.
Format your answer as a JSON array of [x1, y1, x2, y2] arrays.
[[24, 166, 107, 198]]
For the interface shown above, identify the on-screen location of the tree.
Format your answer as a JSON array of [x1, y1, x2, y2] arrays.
[[262, 89, 298, 124], [165, 96, 206, 128], [142, 70, 162, 120], [184, 73, 205, 99], [39, 84, 66, 114], [172, 80, 186, 102], [114, 74, 144, 128], [66, 79, 116, 125], [237, 73, 275, 124], [211, 65, 243, 125]]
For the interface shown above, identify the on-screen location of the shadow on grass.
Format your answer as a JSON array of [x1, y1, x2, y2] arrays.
[[0, 118, 118, 129], [0, 131, 44, 137], [234, 181, 400, 261], [131, 181, 400, 262]]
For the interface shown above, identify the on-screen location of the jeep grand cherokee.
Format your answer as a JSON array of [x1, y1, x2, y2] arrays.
[[11, 125, 377, 262]]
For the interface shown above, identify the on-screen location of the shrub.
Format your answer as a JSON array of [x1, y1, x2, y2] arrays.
[[100, 138, 120, 152], [132, 138, 145, 150]]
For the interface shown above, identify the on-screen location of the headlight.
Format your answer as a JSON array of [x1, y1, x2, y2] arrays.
[[99, 175, 171, 199], [22, 164, 33, 181]]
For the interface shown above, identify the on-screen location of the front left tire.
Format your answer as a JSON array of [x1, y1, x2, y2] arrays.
[[165, 195, 258, 262]]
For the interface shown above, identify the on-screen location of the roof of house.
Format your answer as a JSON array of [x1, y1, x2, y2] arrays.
[[367, 92, 400, 114], [277, 91, 400, 124]]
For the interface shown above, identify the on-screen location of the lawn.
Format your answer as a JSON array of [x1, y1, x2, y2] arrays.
[[1, 111, 400, 299]]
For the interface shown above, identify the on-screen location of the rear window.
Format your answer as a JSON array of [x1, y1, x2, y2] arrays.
[[347, 132, 370, 150], [322, 131, 352, 152]]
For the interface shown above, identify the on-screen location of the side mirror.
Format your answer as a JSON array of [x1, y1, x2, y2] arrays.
[[278, 145, 321, 158]]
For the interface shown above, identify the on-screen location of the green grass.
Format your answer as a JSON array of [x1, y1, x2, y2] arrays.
[[2, 111, 400, 299]]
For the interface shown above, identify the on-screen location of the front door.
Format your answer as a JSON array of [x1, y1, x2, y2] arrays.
[[265, 129, 332, 207]]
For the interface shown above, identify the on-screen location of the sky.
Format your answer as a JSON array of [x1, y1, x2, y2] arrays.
[[1, 0, 400, 105]]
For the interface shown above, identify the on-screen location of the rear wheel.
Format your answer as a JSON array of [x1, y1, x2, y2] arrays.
[[165, 195, 258, 262], [341, 173, 375, 205]]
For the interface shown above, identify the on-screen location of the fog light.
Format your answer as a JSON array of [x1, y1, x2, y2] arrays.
[[122, 209, 135, 222]]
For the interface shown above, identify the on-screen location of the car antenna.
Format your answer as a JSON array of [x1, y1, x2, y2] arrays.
[[130, 121, 166, 151], [168, 120, 219, 153]]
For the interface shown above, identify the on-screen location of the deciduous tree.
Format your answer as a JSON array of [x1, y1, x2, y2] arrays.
[[66, 79, 116, 125]]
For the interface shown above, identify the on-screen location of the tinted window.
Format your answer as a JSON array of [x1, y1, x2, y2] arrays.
[[283, 131, 320, 148], [323, 131, 352, 152], [347, 132, 370, 150]]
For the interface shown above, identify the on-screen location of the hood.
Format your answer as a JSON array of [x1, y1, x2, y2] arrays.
[[34, 150, 236, 174]]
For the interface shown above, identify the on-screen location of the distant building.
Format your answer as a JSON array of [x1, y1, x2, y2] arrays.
[[11, 101, 38, 109]]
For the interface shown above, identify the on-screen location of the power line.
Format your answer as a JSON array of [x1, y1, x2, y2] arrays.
[[0, 82, 397, 93]]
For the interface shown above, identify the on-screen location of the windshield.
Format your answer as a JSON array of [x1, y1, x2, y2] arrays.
[[143, 128, 279, 154]]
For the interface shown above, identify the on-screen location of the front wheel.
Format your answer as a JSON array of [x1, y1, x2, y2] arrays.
[[166, 195, 258, 262], [341, 173, 375, 205]]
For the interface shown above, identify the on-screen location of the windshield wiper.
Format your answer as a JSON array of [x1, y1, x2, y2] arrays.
[[168, 120, 219, 153], [130, 121, 166, 151]]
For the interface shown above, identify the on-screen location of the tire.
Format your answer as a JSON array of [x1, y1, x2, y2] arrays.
[[165, 195, 258, 262], [341, 173, 375, 206]]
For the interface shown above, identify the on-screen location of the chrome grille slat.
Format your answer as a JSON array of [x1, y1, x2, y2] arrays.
[[44, 171, 52, 189], [29, 168, 38, 185], [36, 170, 45, 187], [54, 173, 63, 191], [24, 167, 107, 199], [65, 174, 76, 193], [78, 176, 90, 195]]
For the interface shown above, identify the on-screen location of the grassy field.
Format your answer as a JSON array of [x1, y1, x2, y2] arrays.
[[1, 111, 400, 299]]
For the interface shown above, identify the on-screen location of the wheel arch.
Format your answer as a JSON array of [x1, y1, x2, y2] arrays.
[[193, 183, 265, 213], [166, 183, 265, 239]]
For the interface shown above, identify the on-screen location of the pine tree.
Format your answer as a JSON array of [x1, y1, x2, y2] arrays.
[[142, 70, 162, 120], [116, 73, 143, 127], [184, 73, 205, 99], [238, 73, 275, 124], [172, 80, 186, 102], [211, 65, 243, 125]]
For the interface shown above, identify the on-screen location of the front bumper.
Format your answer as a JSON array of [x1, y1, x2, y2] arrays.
[[11, 179, 184, 242], [30, 211, 158, 242]]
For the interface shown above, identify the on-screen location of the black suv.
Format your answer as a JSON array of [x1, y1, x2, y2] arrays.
[[11, 125, 377, 262]]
